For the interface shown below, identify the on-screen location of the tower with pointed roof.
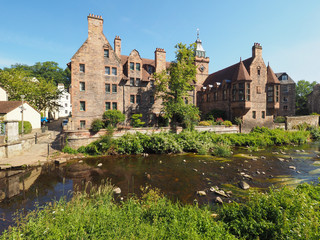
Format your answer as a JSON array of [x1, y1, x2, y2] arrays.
[[194, 29, 210, 87]]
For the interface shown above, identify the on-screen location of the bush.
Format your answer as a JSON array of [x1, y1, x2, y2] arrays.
[[103, 110, 125, 127], [18, 121, 32, 134], [223, 120, 232, 127], [199, 121, 211, 126], [62, 145, 78, 154], [274, 116, 285, 123], [216, 118, 224, 125], [203, 109, 226, 121], [211, 143, 232, 157], [131, 114, 145, 128], [90, 119, 105, 132]]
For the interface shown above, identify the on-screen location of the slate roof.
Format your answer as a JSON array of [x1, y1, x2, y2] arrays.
[[267, 65, 280, 84], [0, 101, 22, 114], [203, 57, 253, 86], [232, 60, 252, 82], [275, 72, 295, 84]]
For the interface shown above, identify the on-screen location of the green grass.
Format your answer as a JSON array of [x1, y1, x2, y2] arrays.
[[2, 182, 320, 239]]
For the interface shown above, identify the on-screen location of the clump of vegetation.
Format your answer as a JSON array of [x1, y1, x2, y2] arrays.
[[274, 116, 286, 123], [215, 118, 224, 125], [199, 121, 211, 126], [203, 109, 226, 121], [62, 145, 78, 154], [223, 120, 232, 127], [18, 121, 32, 134], [211, 143, 232, 157], [90, 119, 105, 132], [103, 110, 125, 127], [131, 114, 145, 128]]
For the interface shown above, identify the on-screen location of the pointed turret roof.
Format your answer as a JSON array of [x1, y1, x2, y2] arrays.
[[195, 29, 206, 58], [267, 64, 280, 84], [232, 59, 252, 82]]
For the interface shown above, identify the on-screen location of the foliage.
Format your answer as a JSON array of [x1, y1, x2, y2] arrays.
[[223, 120, 232, 127], [62, 145, 78, 154], [211, 143, 232, 157], [154, 43, 198, 131], [311, 112, 320, 115], [131, 114, 145, 128], [1, 183, 235, 240], [234, 117, 243, 126], [296, 80, 317, 115], [102, 110, 125, 127], [274, 116, 286, 123], [90, 119, 105, 132], [215, 118, 224, 125], [0, 69, 61, 112], [82, 131, 114, 155], [203, 109, 227, 121], [308, 126, 320, 140], [199, 121, 211, 126], [157, 115, 169, 127], [18, 121, 32, 134]]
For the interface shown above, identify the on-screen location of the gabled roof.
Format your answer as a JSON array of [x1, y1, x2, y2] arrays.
[[203, 57, 253, 86], [275, 72, 295, 84], [0, 101, 22, 114], [267, 65, 280, 84], [232, 59, 252, 82]]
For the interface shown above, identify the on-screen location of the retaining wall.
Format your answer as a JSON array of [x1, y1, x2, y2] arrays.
[[285, 115, 319, 130]]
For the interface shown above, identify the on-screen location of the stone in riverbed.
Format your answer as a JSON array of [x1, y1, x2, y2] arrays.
[[197, 191, 206, 196], [278, 158, 285, 162], [289, 166, 296, 170], [243, 174, 253, 180], [215, 197, 223, 204], [97, 163, 102, 167], [239, 181, 250, 190], [113, 187, 121, 194], [261, 156, 266, 159], [214, 190, 228, 198]]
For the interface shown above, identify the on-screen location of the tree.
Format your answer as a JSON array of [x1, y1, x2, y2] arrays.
[[102, 110, 125, 127], [296, 80, 317, 115], [154, 43, 200, 131], [0, 68, 61, 112]]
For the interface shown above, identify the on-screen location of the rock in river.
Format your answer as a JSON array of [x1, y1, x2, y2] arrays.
[[239, 181, 250, 190], [215, 197, 223, 204], [113, 187, 121, 194], [197, 191, 207, 196]]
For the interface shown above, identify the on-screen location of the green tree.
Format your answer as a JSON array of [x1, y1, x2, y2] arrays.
[[296, 80, 317, 115], [0, 68, 61, 112], [154, 43, 199, 131], [103, 110, 125, 127], [131, 114, 145, 128]]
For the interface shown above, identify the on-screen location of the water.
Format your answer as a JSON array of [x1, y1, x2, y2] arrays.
[[1, 142, 320, 233]]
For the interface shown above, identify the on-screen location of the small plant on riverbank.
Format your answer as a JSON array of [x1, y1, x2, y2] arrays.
[[223, 120, 232, 127], [90, 119, 104, 132], [131, 114, 145, 128], [199, 121, 211, 126], [18, 121, 32, 134], [103, 110, 125, 127], [211, 143, 232, 157]]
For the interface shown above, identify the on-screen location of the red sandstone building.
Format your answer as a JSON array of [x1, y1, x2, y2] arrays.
[[69, 14, 283, 130]]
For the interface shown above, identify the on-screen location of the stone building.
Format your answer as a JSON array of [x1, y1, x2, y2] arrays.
[[69, 14, 183, 130], [275, 73, 296, 116], [197, 43, 280, 130], [307, 84, 320, 114]]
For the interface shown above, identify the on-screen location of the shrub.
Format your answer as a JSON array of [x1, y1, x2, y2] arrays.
[[157, 115, 169, 127], [310, 112, 320, 115], [223, 120, 232, 127], [103, 110, 125, 127], [203, 109, 226, 121], [211, 143, 232, 157], [90, 119, 105, 132], [216, 118, 224, 125], [62, 145, 78, 154], [274, 116, 286, 123], [18, 121, 32, 134], [131, 114, 145, 128], [199, 121, 211, 126]]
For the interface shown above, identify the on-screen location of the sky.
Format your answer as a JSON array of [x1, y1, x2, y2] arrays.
[[1, 0, 320, 83]]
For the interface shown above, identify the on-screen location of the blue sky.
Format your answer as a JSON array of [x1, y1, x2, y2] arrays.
[[1, 0, 320, 83]]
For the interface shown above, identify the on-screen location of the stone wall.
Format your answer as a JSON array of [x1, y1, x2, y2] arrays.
[[285, 115, 319, 130], [64, 125, 240, 149]]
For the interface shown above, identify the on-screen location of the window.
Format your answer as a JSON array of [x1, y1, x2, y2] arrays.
[[232, 84, 237, 101], [66, 96, 68, 100], [283, 97, 288, 102], [80, 82, 85, 91], [267, 86, 274, 102], [252, 111, 256, 119], [136, 63, 141, 71], [104, 49, 109, 58], [223, 89, 227, 100], [136, 78, 141, 86], [256, 86, 262, 94], [65, 103, 67, 107], [262, 111, 265, 119], [112, 102, 117, 110], [136, 95, 141, 104], [150, 80, 155, 88], [112, 67, 117, 75], [130, 62, 134, 70], [80, 120, 86, 129], [80, 64, 85, 73], [130, 78, 134, 86], [283, 85, 288, 93], [283, 105, 288, 110], [150, 96, 154, 104], [112, 84, 117, 93], [238, 83, 244, 101], [130, 95, 135, 104], [282, 74, 288, 80], [246, 83, 250, 101], [276, 86, 279, 102], [105, 102, 111, 110], [80, 101, 86, 111], [65, 110, 68, 114], [105, 84, 110, 94], [257, 69, 260, 76], [148, 65, 154, 74], [213, 92, 217, 101], [206, 94, 209, 102], [105, 66, 110, 75]]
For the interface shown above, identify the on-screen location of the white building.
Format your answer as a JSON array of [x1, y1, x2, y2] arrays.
[[0, 101, 41, 129], [46, 83, 71, 119], [0, 87, 8, 101]]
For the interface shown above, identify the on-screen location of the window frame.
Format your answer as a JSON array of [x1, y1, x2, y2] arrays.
[[79, 64, 85, 73], [80, 82, 85, 91], [105, 66, 110, 75], [130, 62, 134, 70], [112, 84, 117, 93], [112, 67, 117, 76], [80, 101, 86, 111], [105, 84, 110, 94]]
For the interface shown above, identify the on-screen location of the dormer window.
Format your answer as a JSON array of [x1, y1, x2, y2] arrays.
[[104, 49, 109, 58], [147, 65, 154, 74], [282, 74, 288, 80]]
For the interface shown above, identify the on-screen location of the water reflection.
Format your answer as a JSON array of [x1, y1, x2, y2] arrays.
[[1, 142, 320, 233]]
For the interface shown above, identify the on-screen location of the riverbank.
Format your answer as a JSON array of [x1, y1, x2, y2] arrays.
[[2, 181, 320, 239]]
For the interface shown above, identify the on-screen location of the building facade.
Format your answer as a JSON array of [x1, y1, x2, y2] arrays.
[[275, 73, 296, 116], [307, 84, 320, 114], [197, 43, 280, 130]]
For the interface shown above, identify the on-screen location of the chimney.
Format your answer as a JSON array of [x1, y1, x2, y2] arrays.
[[155, 48, 166, 73], [114, 36, 121, 57], [87, 14, 104, 41], [252, 42, 262, 58]]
